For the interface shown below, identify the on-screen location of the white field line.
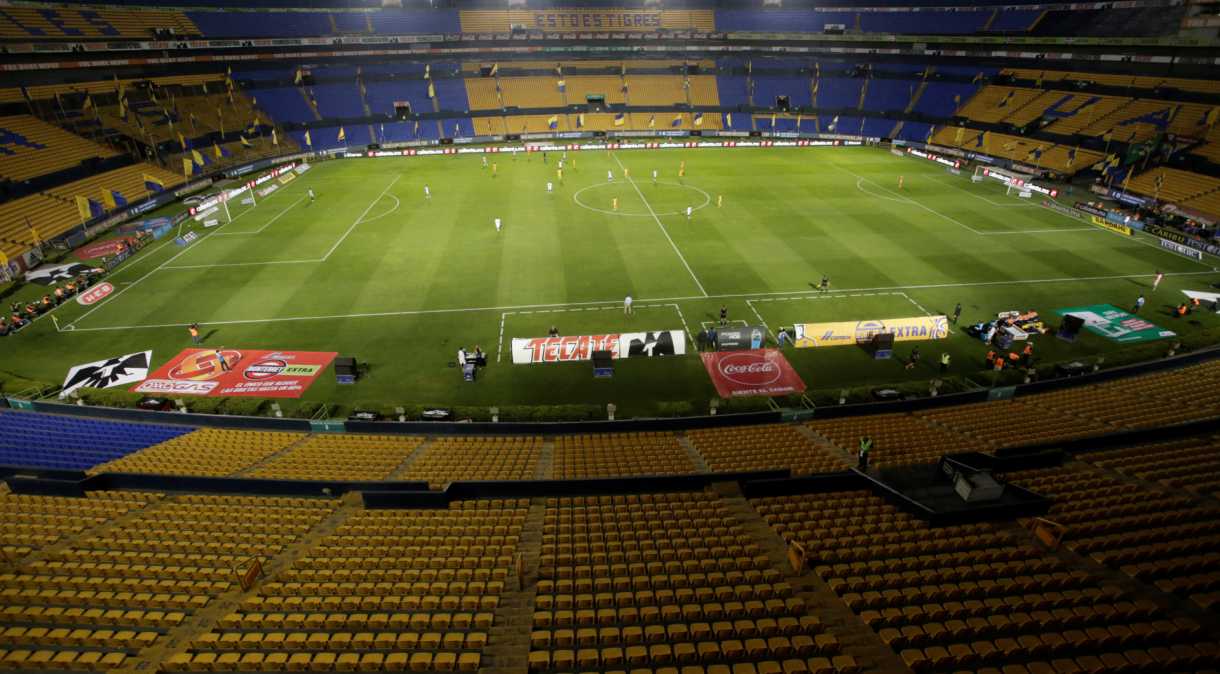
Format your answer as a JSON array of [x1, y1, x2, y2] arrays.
[[321, 175, 401, 261], [1035, 199, 1216, 269], [743, 300, 775, 339], [64, 186, 294, 329], [213, 195, 306, 236], [930, 174, 1037, 208], [842, 163, 1094, 237], [609, 152, 708, 297], [497, 312, 507, 363], [60, 270, 1215, 334]]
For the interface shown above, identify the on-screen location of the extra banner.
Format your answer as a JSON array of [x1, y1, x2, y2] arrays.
[[134, 348, 337, 397], [793, 315, 949, 349], [715, 326, 767, 351], [512, 330, 685, 364], [701, 349, 806, 398]]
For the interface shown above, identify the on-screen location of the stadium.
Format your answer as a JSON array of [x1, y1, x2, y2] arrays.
[[2, 0, 1220, 672]]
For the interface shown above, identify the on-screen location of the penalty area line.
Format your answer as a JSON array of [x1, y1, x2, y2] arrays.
[[58, 270, 1215, 334]]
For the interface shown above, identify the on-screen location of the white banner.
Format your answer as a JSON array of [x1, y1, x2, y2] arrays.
[[511, 330, 686, 364], [61, 350, 152, 399]]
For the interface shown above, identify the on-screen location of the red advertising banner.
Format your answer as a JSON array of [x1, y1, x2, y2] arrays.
[[701, 349, 806, 398], [74, 237, 136, 261], [133, 348, 337, 398]]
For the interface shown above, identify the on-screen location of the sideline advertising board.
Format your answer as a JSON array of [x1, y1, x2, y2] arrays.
[[793, 315, 949, 348], [511, 330, 685, 364]]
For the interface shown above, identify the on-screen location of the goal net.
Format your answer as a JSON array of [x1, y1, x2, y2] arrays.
[[971, 165, 1056, 200]]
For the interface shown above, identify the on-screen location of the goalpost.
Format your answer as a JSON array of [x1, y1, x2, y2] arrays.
[[971, 164, 1056, 200]]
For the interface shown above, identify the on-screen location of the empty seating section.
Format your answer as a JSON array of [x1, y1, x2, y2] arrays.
[[1003, 68, 1220, 96], [626, 76, 700, 106], [953, 86, 1044, 125], [687, 425, 847, 475], [458, 10, 714, 34], [2, 493, 331, 673], [176, 500, 522, 672], [0, 6, 197, 40], [1081, 435, 1220, 497], [0, 411, 189, 471], [531, 491, 858, 674], [246, 434, 423, 482], [552, 433, 696, 478], [91, 429, 305, 477], [1005, 463, 1220, 620], [1125, 167, 1220, 218], [0, 73, 226, 105], [756, 488, 1218, 673], [930, 127, 1102, 173], [916, 399, 1114, 450], [1020, 359, 1220, 430], [809, 414, 976, 466], [0, 116, 117, 182], [401, 437, 541, 488], [0, 489, 150, 564], [0, 163, 184, 260]]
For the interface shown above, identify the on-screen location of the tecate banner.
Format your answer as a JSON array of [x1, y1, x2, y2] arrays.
[[134, 348, 337, 397], [701, 349, 806, 398], [511, 330, 685, 364], [793, 315, 949, 348]]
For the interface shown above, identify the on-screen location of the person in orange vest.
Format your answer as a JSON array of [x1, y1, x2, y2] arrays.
[[993, 356, 1004, 372], [1176, 303, 1188, 318], [1008, 351, 1021, 364], [189, 323, 201, 345], [53, 286, 65, 304], [986, 350, 996, 367]]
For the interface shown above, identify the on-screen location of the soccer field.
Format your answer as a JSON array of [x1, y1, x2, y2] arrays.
[[6, 145, 1217, 417]]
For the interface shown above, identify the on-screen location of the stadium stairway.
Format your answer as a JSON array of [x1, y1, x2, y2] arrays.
[[479, 499, 545, 673], [382, 436, 436, 481], [717, 481, 910, 673], [139, 497, 357, 673]]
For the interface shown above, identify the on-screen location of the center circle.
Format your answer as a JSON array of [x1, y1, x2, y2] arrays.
[[572, 181, 712, 217]]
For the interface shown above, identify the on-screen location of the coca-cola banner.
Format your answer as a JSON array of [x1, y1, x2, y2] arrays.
[[511, 330, 686, 364], [701, 349, 807, 398]]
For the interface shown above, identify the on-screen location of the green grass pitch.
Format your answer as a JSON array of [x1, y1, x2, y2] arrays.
[[4, 145, 1216, 416]]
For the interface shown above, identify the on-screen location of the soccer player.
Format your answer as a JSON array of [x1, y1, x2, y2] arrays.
[[1133, 294, 1145, 313], [307, 188, 316, 203], [1152, 270, 1164, 291], [492, 162, 497, 177], [952, 302, 962, 324], [623, 168, 630, 179], [820, 275, 829, 292], [652, 169, 658, 185], [612, 198, 619, 212], [482, 156, 488, 169], [686, 205, 692, 221], [624, 295, 633, 315], [719, 305, 728, 326], [717, 195, 723, 208], [898, 175, 905, 189], [423, 185, 431, 200], [557, 168, 563, 183], [495, 218, 502, 233], [607, 170, 613, 182], [547, 182, 553, 194]]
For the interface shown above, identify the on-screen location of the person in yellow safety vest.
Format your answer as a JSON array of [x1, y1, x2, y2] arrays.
[[940, 352, 950, 374], [858, 436, 872, 471]]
